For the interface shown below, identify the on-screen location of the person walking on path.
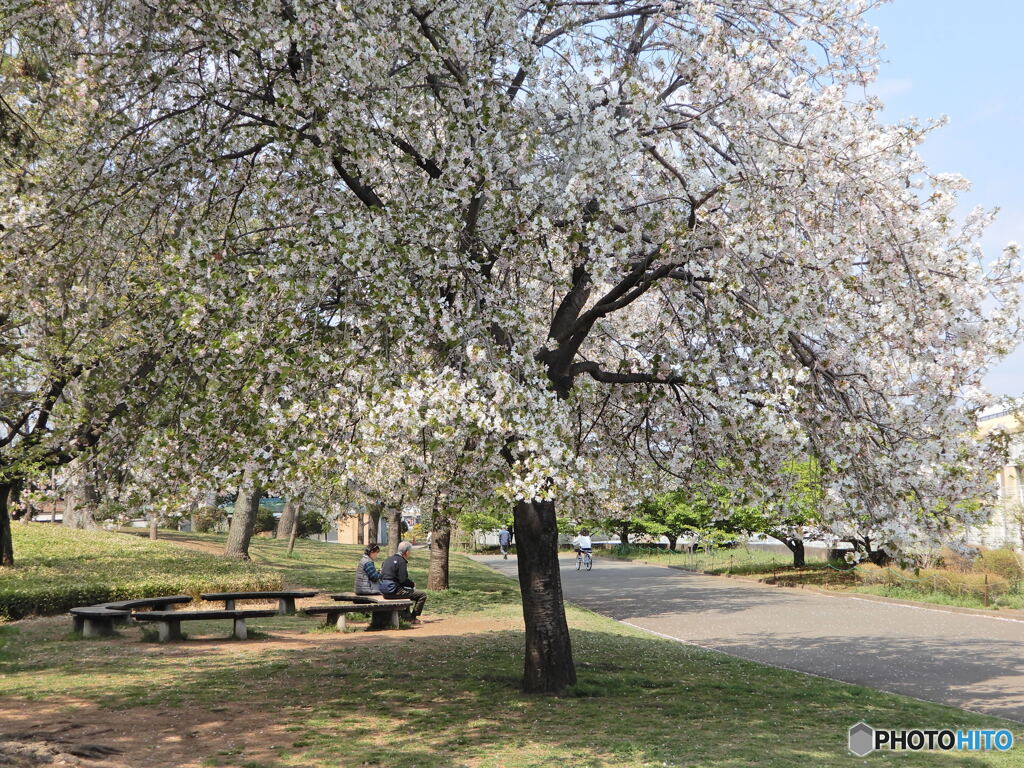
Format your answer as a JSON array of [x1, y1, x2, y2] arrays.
[[354, 543, 383, 595], [498, 526, 513, 559], [379, 541, 427, 624]]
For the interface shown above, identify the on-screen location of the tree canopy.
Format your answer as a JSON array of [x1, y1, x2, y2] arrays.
[[2, 0, 1020, 691]]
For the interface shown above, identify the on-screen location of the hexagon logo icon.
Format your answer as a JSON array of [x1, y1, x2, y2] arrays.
[[849, 722, 875, 757]]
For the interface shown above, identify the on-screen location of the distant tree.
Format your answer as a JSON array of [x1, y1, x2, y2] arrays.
[[738, 459, 825, 567]]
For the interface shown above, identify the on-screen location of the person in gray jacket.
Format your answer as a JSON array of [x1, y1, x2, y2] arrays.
[[354, 543, 383, 595]]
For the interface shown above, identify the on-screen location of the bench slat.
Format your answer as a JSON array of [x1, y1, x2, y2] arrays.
[[102, 595, 192, 611], [200, 591, 318, 599], [134, 609, 278, 621], [201, 590, 318, 615], [134, 609, 278, 642]]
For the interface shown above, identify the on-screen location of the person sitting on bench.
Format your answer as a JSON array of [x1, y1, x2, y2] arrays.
[[355, 543, 384, 595], [379, 541, 427, 625]]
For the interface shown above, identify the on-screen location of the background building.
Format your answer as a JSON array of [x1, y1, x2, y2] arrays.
[[971, 404, 1024, 549]]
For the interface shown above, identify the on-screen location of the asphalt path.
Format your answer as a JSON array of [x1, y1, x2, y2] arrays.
[[473, 553, 1024, 722]]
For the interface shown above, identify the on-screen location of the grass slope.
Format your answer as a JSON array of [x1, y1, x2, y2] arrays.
[[0, 525, 281, 620], [1, 532, 1020, 767]]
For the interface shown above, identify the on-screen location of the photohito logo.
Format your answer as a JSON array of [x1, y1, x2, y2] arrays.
[[848, 722, 1014, 757]]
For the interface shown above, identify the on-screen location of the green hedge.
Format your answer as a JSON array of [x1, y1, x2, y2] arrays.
[[1, 525, 282, 620]]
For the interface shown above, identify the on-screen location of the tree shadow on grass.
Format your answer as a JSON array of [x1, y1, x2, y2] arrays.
[[2, 624, 1019, 768]]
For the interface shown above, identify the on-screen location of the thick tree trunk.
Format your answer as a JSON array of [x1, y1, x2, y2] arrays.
[[774, 531, 806, 567], [9, 483, 27, 524], [357, 511, 365, 545], [224, 465, 261, 560], [149, 515, 158, 540], [276, 498, 298, 539], [618, 523, 630, 546], [867, 548, 892, 566], [367, 505, 381, 545], [1, 483, 14, 567], [514, 498, 576, 693], [63, 468, 99, 530], [286, 495, 302, 555], [63, 483, 80, 529], [427, 514, 452, 590], [789, 539, 805, 567], [666, 534, 679, 552], [848, 537, 891, 566], [387, 508, 401, 556]]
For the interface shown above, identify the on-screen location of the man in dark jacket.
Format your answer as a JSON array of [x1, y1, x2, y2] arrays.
[[379, 541, 427, 624]]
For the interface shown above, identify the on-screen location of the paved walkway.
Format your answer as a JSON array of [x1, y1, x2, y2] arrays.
[[473, 553, 1024, 722]]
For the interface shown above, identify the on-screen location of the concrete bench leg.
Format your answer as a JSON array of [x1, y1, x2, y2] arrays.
[[335, 613, 347, 631], [82, 617, 115, 638], [158, 620, 182, 642], [390, 610, 400, 629], [224, 599, 236, 610], [73, 616, 85, 634], [232, 618, 247, 640], [278, 597, 296, 615]]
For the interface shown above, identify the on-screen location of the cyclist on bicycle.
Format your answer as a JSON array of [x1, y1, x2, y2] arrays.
[[573, 529, 592, 558]]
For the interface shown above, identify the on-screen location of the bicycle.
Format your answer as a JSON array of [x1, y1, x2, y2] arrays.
[[575, 548, 593, 571]]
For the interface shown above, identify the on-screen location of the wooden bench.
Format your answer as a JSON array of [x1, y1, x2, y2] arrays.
[[303, 600, 414, 631], [70, 606, 131, 638], [201, 590, 318, 615], [101, 595, 193, 623], [102, 595, 193, 611], [134, 609, 278, 642]]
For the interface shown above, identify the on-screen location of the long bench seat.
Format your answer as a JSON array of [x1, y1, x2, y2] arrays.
[[134, 609, 278, 642], [102, 595, 193, 610], [303, 600, 414, 631], [200, 590, 318, 614], [101, 595, 193, 620]]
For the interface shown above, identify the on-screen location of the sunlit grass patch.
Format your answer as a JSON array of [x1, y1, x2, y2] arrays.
[[2, 525, 281, 620]]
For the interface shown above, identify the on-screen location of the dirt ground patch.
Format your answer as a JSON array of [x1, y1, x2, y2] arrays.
[[1, 611, 523, 767]]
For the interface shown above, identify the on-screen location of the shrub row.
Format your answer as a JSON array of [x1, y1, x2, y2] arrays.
[[858, 564, 1011, 599]]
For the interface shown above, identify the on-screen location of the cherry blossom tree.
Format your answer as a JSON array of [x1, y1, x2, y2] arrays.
[[8, 0, 1022, 694]]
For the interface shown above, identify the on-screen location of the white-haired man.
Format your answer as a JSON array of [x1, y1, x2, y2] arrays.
[[379, 541, 427, 625]]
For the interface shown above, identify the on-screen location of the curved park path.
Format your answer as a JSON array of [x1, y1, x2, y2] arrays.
[[473, 553, 1024, 722]]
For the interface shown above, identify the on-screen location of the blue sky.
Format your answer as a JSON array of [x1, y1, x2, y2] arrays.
[[864, 1, 1023, 397]]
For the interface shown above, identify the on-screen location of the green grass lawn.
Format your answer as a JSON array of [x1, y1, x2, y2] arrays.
[[1, 530, 1021, 767], [0, 525, 282, 620]]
